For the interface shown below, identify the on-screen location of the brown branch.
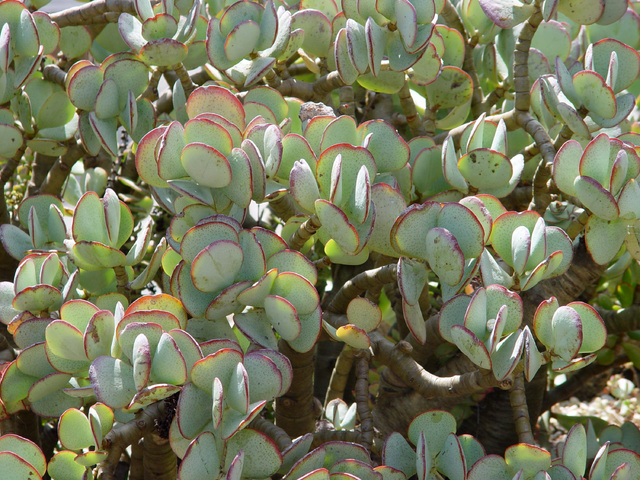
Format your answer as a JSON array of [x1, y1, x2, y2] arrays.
[[0, 144, 27, 225], [128, 442, 143, 480], [268, 194, 297, 222], [275, 339, 317, 438], [142, 432, 176, 480], [596, 306, 640, 335], [327, 264, 398, 314], [324, 344, 356, 408], [288, 214, 321, 251], [369, 331, 510, 398], [510, 370, 535, 444], [98, 401, 166, 480], [513, 0, 543, 113], [520, 113, 555, 214], [313, 256, 332, 271], [354, 352, 373, 451], [42, 64, 67, 88], [38, 142, 85, 196], [50, 0, 146, 28]]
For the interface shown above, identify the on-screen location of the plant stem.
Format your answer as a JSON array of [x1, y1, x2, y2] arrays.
[[327, 264, 398, 314], [354, 352, 374, 451], [324, 344, 356, 408], [98, 401, 167, 480], [38, 142, 85, 196], [338, 85, 356, 119], [369, 331, 510, 398], [510, 369, 535, 444], [171, 63, 196, 99], [512, 0, 543, 114], [50, 0, 146, 27], [275, 339, 318, 438], [398, 81, 426, 137], [288, 214, 321, 251], [142, 432, 176, 480]]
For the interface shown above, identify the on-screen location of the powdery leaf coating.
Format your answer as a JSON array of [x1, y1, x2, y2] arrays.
[[408, 410, 457, 454], [177, 431, 220, 480], [504, 444, 551, 479], [478, 0, 536, 28]]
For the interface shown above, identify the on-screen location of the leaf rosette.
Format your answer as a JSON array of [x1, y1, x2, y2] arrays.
[[439, 285, 524, 380], [552, 133, 640, 264], [206, 0, 295, 86], [533, 296, 607, 372], [442, 115, 524, 198], [483, 210, 573, 291]]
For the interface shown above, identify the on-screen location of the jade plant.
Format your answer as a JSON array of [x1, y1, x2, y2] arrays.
[[4, 0, 640, 479]]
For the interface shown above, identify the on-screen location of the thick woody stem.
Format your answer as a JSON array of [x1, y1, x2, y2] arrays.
[[288, 214, 322, 250], [354, 352, 374, 451], [510, 370, 535, 444], [324, 344, 356, 408], [520, 113, 555, 214], [50, 0, 147, 27], [370, 331, 509, 398], [423, 107, 437, 138], [269, 194, 297, 222], [0, 144, 27, 225], [98, 401, 166, 480], [312, 71, 347, 101], [142, 432, 176, 480], [398, 81, 426, 137], [38, 142, 85, 196], [314, 256, 332, 271], [141, 68, 165, 101], [327, 264, 398, 314], [275, 339, 317, 438]]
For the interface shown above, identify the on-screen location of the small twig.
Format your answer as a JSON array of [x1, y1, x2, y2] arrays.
[[398, 81, 426, 137], [114, 265, 131, 300], [313, 256, 332, 271], [354, 352, 374, 451], [288, 214, 321, 251], [512, 0, 543, 113], [338, 86, 356, 119], [42, 64, 67, 88], [510, 369, 535, 444], [324, 345, 356, 408], [423, 107, 436, 138], [171, 63, 196, 99], [327, 264, 398, 314]]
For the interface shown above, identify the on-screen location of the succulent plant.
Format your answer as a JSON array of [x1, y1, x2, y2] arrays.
[[4, 0, 640, 479]]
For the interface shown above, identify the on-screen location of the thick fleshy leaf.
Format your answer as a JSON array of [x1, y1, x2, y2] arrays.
[[552, 306, 583, 362], [451, 325, 491, 369], [426, 227, 465, 286], [573, 71, 616, 119], [478, 0, 536, 28], [89, 356, 136, 408], [408, 410, 457, 453], [336, 324, 370, 350], [0, 452, 43, 480], [505, 444, 551, 479], [190, 240, 243, 293], [178, 431, 221, 480], [584, 215, 627, 265], [458, 149, 512, 190]]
